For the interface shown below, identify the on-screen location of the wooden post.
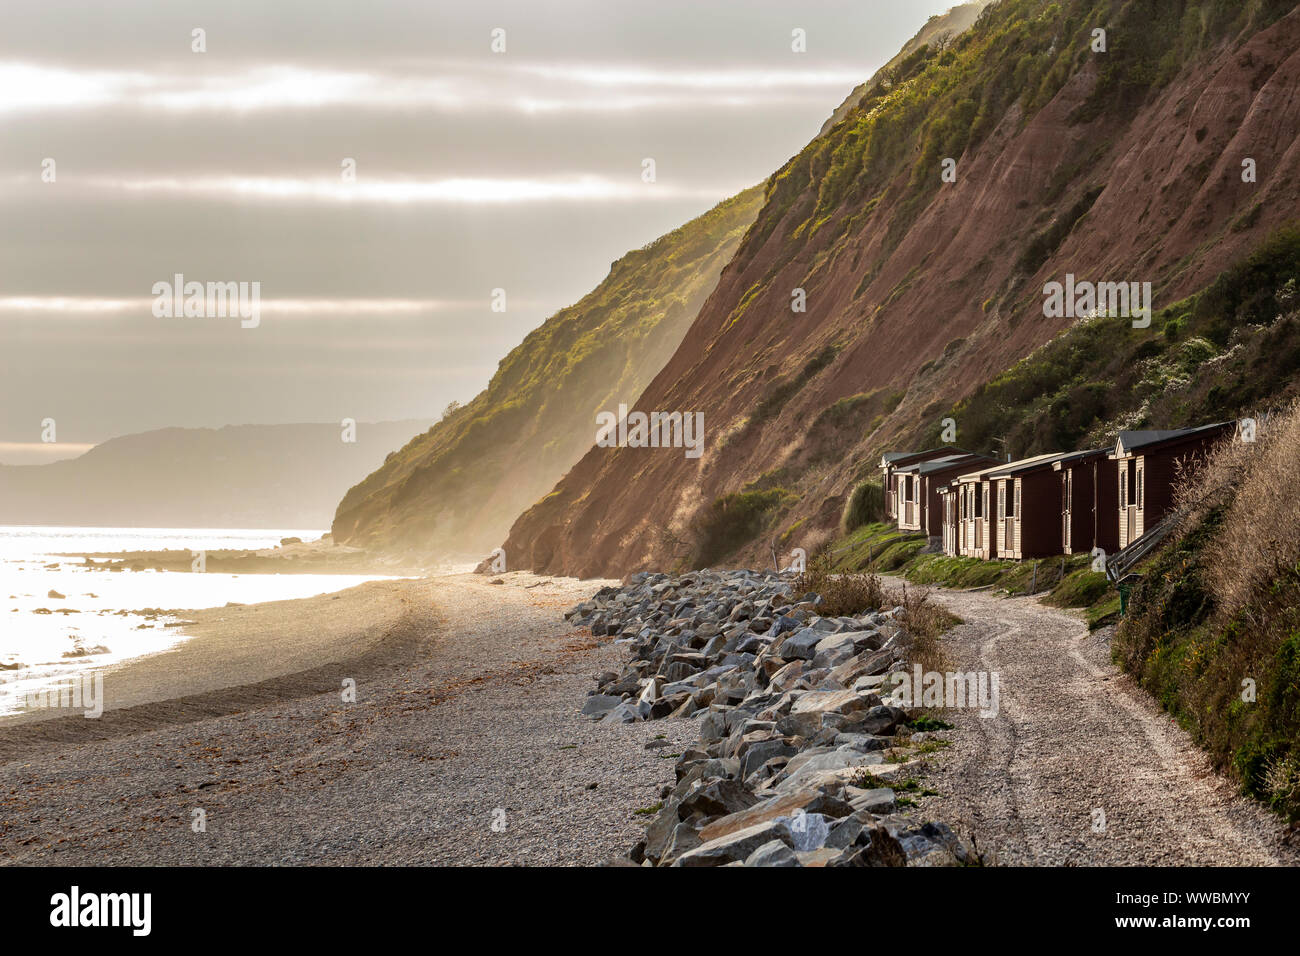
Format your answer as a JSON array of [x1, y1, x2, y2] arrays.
[[1030, 560, 1038, 594]]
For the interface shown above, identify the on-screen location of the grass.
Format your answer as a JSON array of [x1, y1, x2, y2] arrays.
[[1114, 399, 1300, 821], [909, 714, 954, 732], [828, 522, 1116, 620], [913, 739, 953, 756]]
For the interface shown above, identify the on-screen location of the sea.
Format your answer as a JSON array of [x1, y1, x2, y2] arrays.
[[0, 526, 400, 715]]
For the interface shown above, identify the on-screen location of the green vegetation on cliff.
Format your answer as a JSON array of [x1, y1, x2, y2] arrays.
[[333, 186, 764, 558], [911, 224, 1300, 459], [1115, 400, 1300, 820], [752, 0, 1293, 265]]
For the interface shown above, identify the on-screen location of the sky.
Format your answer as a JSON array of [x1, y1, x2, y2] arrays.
[[0, 0, 959, 463]]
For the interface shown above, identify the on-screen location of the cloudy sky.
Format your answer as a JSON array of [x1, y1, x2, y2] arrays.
[[0, 0, 957, 463]]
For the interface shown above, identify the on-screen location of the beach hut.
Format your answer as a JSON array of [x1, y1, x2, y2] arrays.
[[984, 453, 1071, 560], [1052, 448, 1119, 557], [1109, 422, 1234, 549], [954, 464, 1004, 559], [880, 447, 974, 521], [896, 453, 997, 543]]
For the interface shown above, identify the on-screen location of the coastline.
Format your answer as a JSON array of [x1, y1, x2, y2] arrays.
[[0, 577, 435, 759]]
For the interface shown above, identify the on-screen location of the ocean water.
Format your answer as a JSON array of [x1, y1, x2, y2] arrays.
[[0, 526, 401, 715]]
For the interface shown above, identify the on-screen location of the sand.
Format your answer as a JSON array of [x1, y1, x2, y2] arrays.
[[0, 572, 691, 865]]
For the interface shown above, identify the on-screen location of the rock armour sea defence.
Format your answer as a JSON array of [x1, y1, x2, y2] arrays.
[[565, 569, 975, 867]]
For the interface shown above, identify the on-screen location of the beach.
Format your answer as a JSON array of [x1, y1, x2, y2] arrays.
[[0, 571, 691, 865]]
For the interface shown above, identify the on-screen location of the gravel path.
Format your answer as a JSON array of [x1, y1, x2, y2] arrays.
[[0, 572, 689, 865], [898, 579, 1299, 865]]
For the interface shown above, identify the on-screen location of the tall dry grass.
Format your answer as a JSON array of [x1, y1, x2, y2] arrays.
[[793, 551, 884, 615], [1185, 400, 1300, 628], [1118, 400, 1300, 819], [792, 552, 953, 672]]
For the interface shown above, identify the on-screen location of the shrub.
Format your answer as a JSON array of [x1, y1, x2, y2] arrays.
[[884, 582, 955, 674], [690, 488, 792, 568], [793, 552, 884, 616], [841, 481, 885, 534]]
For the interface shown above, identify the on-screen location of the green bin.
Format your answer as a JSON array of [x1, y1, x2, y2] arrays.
[[1117, 574, 1142, 615]]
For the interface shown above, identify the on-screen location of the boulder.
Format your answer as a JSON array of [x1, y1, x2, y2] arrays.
[[789, 690, 873, 718], [744, 840, 802, 867], [671, 819, 794, 867], [677, 778, 758, 820], [778, 628, 825, 661], [580, 694, 622, 717]]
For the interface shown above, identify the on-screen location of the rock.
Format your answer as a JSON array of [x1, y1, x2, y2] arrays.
[[563, 568, 966, 867], [897, 821, 971, 866], [794, 847, 843, 867], [697, 787, 851, 844], [600, 700, 649, 723], [776, 748, 884, 793], [778, 628, 825, 661], [781, 811, 831, 851], [774, 710, 822, 739], [740, 739, 798, 780], [580, 694, 622, 717], [644, 797, 683, 863], [863, 825, 909, 866], [809, 630, 879, 669], [671, 819, 794, 867], [855, 704, 908, 735], [677, 778, 758, 820], [744, 840, 802, 867], [824, 810, 874, 850], [847, 787, 897, 814], [658, 822, 703, 866], [790, 690, 873, 717], [47, 589, 64, 599]]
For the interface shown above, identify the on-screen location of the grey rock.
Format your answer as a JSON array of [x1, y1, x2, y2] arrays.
[[580, 694, 622, 717], [671, 819, 794, 867], [744, 839, 802, 867]]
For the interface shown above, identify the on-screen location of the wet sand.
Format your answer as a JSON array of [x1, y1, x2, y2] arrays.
[[0, 577, 434, 761]]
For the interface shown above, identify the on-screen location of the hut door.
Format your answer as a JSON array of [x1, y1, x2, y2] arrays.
[[1010, 482, 1020, 553], [996, 484, 1005, 556], [1062, 471, 1071, 550]]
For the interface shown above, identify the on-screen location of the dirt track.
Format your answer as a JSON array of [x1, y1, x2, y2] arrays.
[[900, 580, 1298, 865]]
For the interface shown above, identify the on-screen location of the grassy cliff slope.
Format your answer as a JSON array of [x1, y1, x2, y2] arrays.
[[331, 187, 764, 560]]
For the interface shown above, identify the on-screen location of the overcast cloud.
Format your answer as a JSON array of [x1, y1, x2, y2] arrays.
[[0, 0, 957, 462]]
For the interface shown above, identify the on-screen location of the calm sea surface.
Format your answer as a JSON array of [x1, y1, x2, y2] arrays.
[[0, 526, 400, 714]]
